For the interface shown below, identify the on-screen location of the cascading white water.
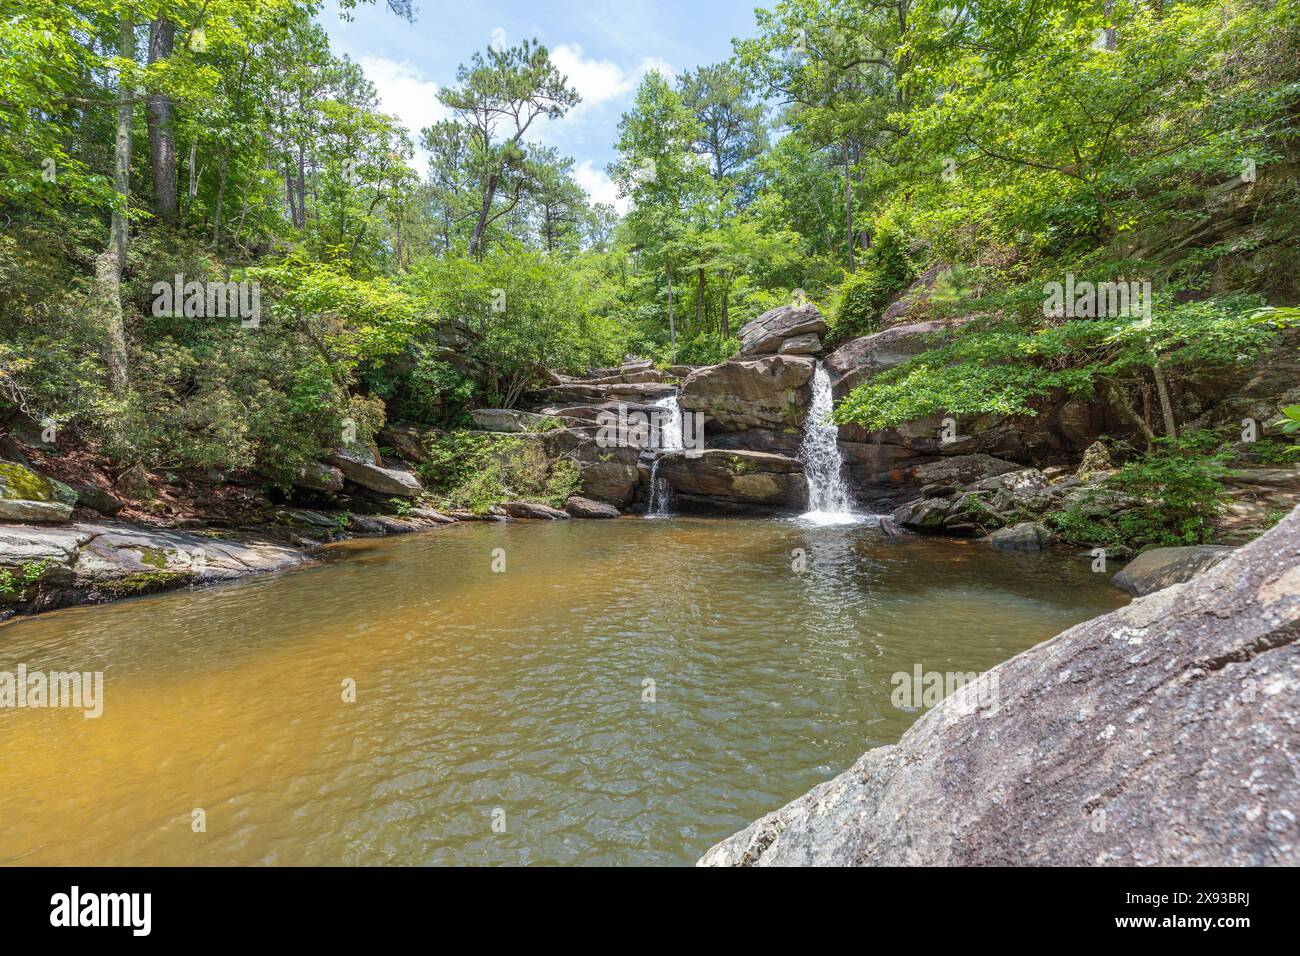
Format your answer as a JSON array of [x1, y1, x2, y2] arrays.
[[798, 363, 858, 525], [645, 394, 683, 517]]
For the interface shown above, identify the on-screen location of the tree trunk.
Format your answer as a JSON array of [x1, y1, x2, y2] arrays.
[[721, 287, 730, 339], [1100, 378, 1155, 448], [468, 173, 500, 259], [146, 19, 177, 225], [211, 151, 229, 249], [1151, 355, 1178, 439], [695, 268, 705, 330], [666, 268, 676, 345], [101, 13, 134, 394], [844, 141, 855, 273]]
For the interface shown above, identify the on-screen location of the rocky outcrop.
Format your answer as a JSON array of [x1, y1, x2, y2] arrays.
[[1111, 545, 1236, 596], [531, 381, 676, 406], [878, 263, 949, 329], [824, 320, 956, 400], [700, 505, 1300, 866], [893, 467, 1055, 535], [738, 303, 828, 356], [542, 427, 640, 507], [0, 522, 310, 615], [679, 355, 815, 432], [328, 450, 424, 497], [470, 408, 561, 433], [652, 449, 807, 511]]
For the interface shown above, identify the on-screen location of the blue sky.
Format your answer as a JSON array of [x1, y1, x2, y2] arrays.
[[321, 0, 764, 210]]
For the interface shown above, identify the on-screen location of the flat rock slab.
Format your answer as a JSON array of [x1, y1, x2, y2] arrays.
[[700, 505, 1300, 867], [1112, 545, 1235, 596], [565, 496, 620, 518], [500, 501, 570, 520]]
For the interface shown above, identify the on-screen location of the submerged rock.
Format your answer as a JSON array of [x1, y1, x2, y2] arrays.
[[1112, 544, 1235, 596], [700, 505, 1300, 866], [987, 521, 1053, 551]]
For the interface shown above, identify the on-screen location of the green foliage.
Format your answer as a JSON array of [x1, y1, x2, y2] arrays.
[[1050, 441, 1229, 552], [418, 430, 577, 512]]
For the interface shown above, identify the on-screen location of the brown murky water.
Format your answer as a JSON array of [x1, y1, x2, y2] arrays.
[[0, 517, 1125, 866]]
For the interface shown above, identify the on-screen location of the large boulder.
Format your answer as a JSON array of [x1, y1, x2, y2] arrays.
[[912, 454, 1021, 487], [294, 461, 345, 494], [986, 521, 1053, 551], [738, 303, 828, 356], [565, 495, 620, 518], [653, 449, 807, 510], [679, 355, 815, 432], [700, 505, 1300, 866], [0, 461, 75, 523], [328, 451, 424, 497], [878, 263, 949, 329], [1112, 545, 1236, 596], [530, 381, 676, 406]]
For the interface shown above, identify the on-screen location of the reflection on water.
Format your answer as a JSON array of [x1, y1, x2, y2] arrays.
[[0, 517, 1125, 866]]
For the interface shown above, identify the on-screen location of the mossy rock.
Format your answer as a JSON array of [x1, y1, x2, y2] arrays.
[[0, 461, 59, 502]]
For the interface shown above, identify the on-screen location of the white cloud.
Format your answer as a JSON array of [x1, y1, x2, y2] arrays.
[[357, 56, 452, 173], [549, 44, 676, 119], [490, 28, 507, 52], [574, 160, 628, 215]]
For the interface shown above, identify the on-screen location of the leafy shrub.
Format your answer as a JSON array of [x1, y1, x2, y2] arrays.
[[419, 430, 578, 512]]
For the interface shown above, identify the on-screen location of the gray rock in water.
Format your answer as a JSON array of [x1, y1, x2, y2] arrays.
[[737, 303, 827, 355], [987, 521, 1053, 551], [565, 496, 620, 518], [500, 500, 570, 520], [654, 449, 807, 510], [699, 504, 1300, 866], [1112, 545, 1235, 596]]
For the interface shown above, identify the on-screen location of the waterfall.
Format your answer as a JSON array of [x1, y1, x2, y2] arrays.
[[798, 363, 857, 525], [645, 394, 682, 517]]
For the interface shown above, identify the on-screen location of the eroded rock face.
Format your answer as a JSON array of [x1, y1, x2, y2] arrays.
[[1112, 545, 1235, 596], [679, 355, 815, 432], [654, 449, 807, 510], [700, 505, 1300, 867], [738, 303, 828, 356]]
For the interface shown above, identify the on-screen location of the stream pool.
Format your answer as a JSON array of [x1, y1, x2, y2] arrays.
[[0, 516, 1125, 865]]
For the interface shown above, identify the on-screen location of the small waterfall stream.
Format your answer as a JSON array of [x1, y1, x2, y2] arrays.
[[646, 394, 683, 517], [798, 363, 858, 525]]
